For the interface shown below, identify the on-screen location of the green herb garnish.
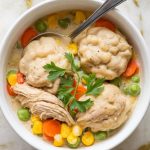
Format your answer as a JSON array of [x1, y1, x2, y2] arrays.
[[70, 99, 93, 113], [65, 53, 79, 72], [43, 62, 66, 81], [43, 53, 105, 114], [83, 74, 105, 96]]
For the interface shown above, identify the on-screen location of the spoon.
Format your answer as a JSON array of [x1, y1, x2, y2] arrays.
[[31, 0, 126, 41]]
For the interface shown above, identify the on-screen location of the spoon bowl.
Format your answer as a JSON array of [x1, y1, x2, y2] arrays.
[[31, 0, 126, 42]]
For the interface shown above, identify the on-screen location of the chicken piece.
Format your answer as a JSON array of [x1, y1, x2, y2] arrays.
[[12, 83, 75, 126], [43, 78, 61, 94], [76, 27, 132, 80], [76, 84, 133, 132], [19, 37, 70, 89]]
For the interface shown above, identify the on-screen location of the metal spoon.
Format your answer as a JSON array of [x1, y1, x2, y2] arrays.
[[31, 0, 126, 41]]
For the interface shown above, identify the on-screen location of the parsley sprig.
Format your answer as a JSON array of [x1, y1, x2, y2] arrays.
[[83, 74, 105, 96], [43, 52, 104, 114], [43, 62, 65, 81]]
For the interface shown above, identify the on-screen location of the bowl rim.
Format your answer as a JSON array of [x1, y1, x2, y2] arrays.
[[0, 0, 150, 150]]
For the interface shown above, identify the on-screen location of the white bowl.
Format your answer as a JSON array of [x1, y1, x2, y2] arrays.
[[0, 0, 150, 149]]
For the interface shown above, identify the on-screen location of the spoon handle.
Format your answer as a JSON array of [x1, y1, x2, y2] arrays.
[[69, 0, 126, 39]]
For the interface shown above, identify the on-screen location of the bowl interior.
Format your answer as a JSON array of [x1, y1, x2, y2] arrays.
[[0, 0, 150, 150]]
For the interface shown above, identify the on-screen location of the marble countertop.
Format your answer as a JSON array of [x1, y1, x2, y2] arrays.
[[0, 0, 150, 150]]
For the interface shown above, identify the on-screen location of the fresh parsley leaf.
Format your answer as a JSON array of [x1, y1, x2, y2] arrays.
[[57, 76, 74, 106], [58, 88, 74, 106], [70, 99, 93, 113], [65, 53, 79, 72], [43, 62, 66, 81], [83, 74, 105, 96], [60, 76, 74, 87]]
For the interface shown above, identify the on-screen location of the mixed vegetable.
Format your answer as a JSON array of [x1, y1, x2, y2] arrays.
[[6, 10, 141, 148]]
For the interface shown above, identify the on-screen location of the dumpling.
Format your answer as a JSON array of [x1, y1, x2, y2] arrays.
[[77, 84, 133, 132], [19, 37, 70, 89], [76, 27, 132, 80]]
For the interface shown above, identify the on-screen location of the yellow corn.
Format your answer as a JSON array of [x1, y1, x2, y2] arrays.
[[31, 115, 40, 124], [72, 125, 82, 137], [68, 43, 78, 55], [48, 14, 58, 29], [61, 123, 71, 138], [74, 11, 86, 24], [32, 120, 43, 135], [67, 133, 78, 145], [53, 134, 64, 147], [7, 74, 17, 86], [82, 78, 87, 85], [81, 131, 94, 146]]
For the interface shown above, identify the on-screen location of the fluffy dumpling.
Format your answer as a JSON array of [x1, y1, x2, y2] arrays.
[[19, 37, 70, 88], [76, 27, 132, 80], [77, 84, 133, 132]]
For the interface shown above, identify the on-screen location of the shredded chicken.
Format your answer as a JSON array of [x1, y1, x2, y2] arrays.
[[12, 83, 75, 126], [77, 84, 133, 132], [43, 78, 61, 94], [76, 27, 132, 80]]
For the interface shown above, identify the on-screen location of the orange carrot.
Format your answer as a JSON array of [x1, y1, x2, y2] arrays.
[[7, 84, 16, 96], [71, 84, 87, 100], [123, 59, 139, 77], [95, 19, 116, 32], [17, 72, 25, 84], [43, 119, 61, 137], [21, 27, 37, 48], [43, 133, 54, 142]]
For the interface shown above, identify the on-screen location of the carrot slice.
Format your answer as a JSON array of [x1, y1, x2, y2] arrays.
[[123, 59, 139, 77], [43, 119, 61, 137], [95, 19, 116, 32], [17, 72, 25, 84], [7, 84, 16, 96], [43, 133, 54, 142], [21, 27, 37, 48], [71, 84, 87, 100]]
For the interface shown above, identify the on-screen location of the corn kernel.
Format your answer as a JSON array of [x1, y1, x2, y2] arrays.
[[48, 15, 58, 29], [68, 43, 78, 55], [67, 133, 78, 145], [53, 134, 64, 147], [7, 74, 17, 86], [82, 78, 87, 85], [61, 123, 71, 138], [72, 125, 82, 137], [74, 11, 86, 24], [32, 120, 43, 135], [81, 131, 94, 146], [31, 115, 40, 124]]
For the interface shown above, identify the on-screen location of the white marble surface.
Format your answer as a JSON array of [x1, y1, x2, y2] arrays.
[[0, 0, 150, 150]]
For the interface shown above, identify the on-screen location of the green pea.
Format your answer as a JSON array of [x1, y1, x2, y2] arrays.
[[16, 41, 22, 49], [67, 137, 81, 148], [110, 77, 122, 87], [17, 108, 31, 121], [94, 131, 107, 140], [123, 86, 130, 95], [131, 75, 140, 83], [35, 20, 47, 32], [58, 18, 71, 29], [128, 83, 141, 96]]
